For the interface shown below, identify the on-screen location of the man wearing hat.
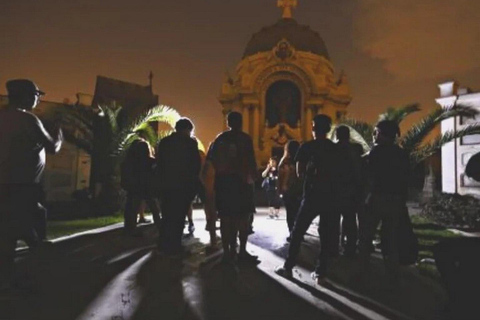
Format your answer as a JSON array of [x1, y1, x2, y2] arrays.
[[0, 79, 63, 290]]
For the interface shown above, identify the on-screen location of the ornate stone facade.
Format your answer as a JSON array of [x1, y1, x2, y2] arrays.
[[437, 81, 480, 198], [219, 15, 351, 166]]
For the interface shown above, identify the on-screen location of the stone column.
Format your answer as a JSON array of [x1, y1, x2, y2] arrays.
[[253, 105, 260, 149], [304, 106, 313, 140], [221, 108, 230, 131], [242, 106, 250, 134]]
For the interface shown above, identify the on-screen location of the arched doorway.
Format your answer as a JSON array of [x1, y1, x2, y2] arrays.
[[265, 80, 301, 128]]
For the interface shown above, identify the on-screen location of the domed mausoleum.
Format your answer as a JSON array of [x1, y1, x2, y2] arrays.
[[219, 0, 352, 166]]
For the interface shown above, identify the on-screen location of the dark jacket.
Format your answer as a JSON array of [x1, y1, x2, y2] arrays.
[[156, 132, 201, 193], [121, 139, 155, 196], [366, 143, 410, 198]]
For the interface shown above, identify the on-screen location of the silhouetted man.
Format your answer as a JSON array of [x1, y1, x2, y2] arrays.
[[207, 111, 258, 264], [0, 79, 63, 290], [275, 114, 340, 285], [359, 120, 409, 283], [156, 118, 201, 256], [335, 125, 363, 256]]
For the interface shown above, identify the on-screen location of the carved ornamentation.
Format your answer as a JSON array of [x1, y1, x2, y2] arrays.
[[274, 39, 294, 61], [254, 64, 312, 96]]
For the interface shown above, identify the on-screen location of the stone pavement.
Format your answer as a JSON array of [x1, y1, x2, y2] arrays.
[[0, 208, 449, 320]]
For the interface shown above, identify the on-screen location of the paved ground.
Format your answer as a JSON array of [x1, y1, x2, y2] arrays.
[[0, 208, 448, 320]]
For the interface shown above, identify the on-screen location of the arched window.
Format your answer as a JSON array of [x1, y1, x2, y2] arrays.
[[265, 80, 300, 128]]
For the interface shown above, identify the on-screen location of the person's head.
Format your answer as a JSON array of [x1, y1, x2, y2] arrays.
[[175, 117, 194, 137], [268, 156, 278, 168], [6, 79, 45, 111], [374, 120, 400, 145], [284, 139, 300, 158], [312, 114, 332, 139], [126, 139, 150, 163], [336, 125, 350, 142], [135, 134, 155, 157], [227, 111, 242, 131]]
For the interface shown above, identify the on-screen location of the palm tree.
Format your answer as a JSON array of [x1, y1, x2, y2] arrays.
[[58, 103, 180, 214], [340, 103, 480, 166]]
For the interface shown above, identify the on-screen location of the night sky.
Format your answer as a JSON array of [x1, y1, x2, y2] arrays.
[[1, 0, 479, 144]]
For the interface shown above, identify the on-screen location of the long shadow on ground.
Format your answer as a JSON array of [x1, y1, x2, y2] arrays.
[[1, 225, 159, 320], [247, 213, 448, 320]]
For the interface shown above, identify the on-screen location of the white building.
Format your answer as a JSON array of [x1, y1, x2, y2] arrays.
[[437, 81, 480, 197]]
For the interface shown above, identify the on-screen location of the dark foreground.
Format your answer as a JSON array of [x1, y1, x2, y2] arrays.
[[1, 208, 449, 320]]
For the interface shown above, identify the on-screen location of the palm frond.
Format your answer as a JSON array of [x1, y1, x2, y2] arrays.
[[56, 104, 98, 154], [400, 104, 479, 153], [99, 105, 122, 136], [136, 125, 159, 147], [195, 138, 206, 153], [157, 129, 174, 140], [62, 131, 93, 154], [130, 105, 180, 131], [378, 103, 420, 124], [411, 124, 480, 164], [111, 105, 180, 156], [341, 118, 374, 147]]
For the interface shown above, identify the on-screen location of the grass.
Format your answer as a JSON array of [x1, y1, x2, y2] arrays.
[[326, 214, 459, 319], [410, 215, 462, 280], [46, 215, 124, 239], [370, 215, 462, 280], [411, 215, 461, 260]]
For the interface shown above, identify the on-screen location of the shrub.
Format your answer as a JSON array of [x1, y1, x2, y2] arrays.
[[421, 193, 480, 229]]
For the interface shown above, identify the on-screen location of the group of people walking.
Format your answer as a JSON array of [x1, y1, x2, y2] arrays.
[[0, 78, 411, 291], [122, 108, 410, 287], [121, 111, 259, 263], [274, 115, 410, 286]]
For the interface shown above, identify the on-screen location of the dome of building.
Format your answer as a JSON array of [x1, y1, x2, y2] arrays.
[[243, 18, 330, 59]]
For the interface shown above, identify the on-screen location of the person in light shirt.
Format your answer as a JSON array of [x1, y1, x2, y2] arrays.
[[0, 79, 63, 290]]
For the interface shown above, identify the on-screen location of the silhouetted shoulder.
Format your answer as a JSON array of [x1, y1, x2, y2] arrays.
[[239, 131, 253, 140], [19, 109, 42, 125], [351, 142, 364, 155], [214, 131, 229, 141]]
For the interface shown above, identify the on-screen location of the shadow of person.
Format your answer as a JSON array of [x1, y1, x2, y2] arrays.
[[131, 253, 199, 320]]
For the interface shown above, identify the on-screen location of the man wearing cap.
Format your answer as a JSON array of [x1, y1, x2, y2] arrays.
[[0, 79, 63, 289]]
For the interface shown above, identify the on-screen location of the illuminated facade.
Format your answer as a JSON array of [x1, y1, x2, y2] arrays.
[[219, 1, 351, 165], [437, 81, 480, 197]]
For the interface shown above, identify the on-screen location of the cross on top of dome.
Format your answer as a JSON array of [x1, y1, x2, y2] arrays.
[[277, 0, 298, 19]]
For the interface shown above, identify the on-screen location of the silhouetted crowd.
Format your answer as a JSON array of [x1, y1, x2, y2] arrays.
[[1, 79, 478, 320], [0, 79, 415, 290]]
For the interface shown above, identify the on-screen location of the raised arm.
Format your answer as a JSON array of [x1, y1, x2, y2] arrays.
[[33, 116, 63, 154], [262, 164, 271, 178]]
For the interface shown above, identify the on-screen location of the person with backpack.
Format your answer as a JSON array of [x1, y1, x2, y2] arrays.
[[206, 111, 258, 265], [275, 114, 341, 285], [278, 140, 302, 241], [262, 156, 281, 219]]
